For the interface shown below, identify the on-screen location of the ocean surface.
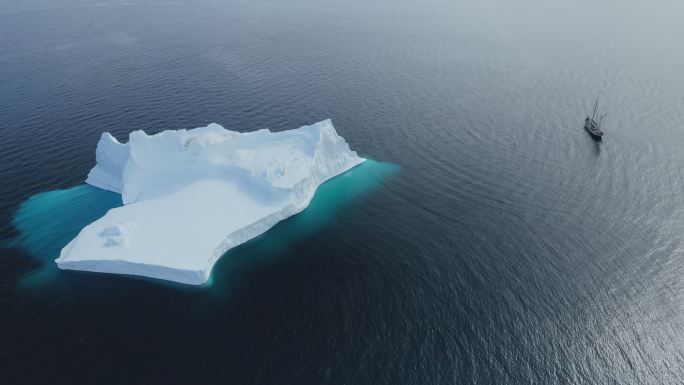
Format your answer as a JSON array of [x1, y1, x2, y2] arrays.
[[2, 0, 684, 383]]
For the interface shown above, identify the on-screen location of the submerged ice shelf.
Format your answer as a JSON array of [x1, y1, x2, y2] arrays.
[[55, 120, 365, 285]]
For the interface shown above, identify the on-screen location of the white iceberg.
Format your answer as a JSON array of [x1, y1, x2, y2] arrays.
[[55, 119, 365, 285]]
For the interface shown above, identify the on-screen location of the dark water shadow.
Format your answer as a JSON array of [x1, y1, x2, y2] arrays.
[[593, 139, 602, 157]]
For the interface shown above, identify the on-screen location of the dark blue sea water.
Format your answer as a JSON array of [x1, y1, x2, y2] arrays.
[[2, 0, 684, 383]]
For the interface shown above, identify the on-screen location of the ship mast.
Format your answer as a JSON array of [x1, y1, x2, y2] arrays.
[[591, 96, 599, 120]]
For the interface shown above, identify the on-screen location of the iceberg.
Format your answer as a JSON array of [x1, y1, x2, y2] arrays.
[[55, 119, 365, 285]]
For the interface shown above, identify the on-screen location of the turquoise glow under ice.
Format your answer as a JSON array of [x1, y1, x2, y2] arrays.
[[10, 160, 397, 287], [11, 184, 122, 261]]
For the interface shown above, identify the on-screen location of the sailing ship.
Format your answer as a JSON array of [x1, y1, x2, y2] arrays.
[[584, 97, 605, 140]]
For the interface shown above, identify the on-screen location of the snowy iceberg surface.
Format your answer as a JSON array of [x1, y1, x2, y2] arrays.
[[56, 119, 365, 285]]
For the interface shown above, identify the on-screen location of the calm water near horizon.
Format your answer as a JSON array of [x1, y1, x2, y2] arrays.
[[2, 0, 684, 383]]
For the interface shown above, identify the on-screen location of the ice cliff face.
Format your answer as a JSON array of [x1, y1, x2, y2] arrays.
[[56, 120, 365, 285]]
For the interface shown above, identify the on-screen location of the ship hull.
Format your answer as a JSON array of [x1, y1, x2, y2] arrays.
[[584, 125, 602, 141]]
